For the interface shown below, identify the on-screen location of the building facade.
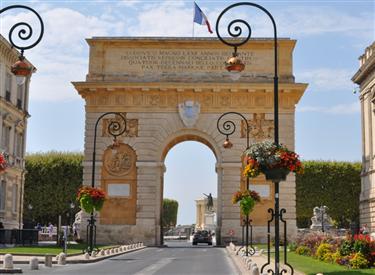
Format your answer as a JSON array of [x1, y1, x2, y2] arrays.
[[0, 35, 33, 229], [352, 42, 375, 233], [73, 37, 307, 245]]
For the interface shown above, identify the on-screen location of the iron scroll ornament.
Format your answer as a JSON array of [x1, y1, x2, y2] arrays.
[[0, 5, 44, 56], [216, 111, 250, 149], [215, 2, 277, 53]]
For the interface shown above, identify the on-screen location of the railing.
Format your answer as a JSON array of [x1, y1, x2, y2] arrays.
[[0, 229, 38, 245]]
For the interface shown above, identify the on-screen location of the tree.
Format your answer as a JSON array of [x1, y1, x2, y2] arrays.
[[24, 152, 83, 226], [162, 198, 178, 229], [296, 161, 361, 228]]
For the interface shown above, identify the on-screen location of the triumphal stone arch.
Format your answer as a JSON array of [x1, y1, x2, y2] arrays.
[[73, 37, 307, 245]]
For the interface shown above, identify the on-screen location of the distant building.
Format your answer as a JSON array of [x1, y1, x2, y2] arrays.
[[0, 35, 34, 229], [352, 41, 375, 233]]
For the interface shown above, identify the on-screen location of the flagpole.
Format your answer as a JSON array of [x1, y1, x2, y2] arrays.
[[192, 1, 195, 37]]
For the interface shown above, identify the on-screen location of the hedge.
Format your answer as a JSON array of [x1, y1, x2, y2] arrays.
[[296, 161, 361, 228], [24, 152, 83, 227], [162, 198, 178, 228]]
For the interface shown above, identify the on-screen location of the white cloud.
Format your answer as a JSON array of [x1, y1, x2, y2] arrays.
[[298, 68, 354, 92], [1, 6, 126, 102], [297, 102, 360, 115]]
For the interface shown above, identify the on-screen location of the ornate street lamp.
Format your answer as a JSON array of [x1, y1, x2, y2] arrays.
[[217, 112, 255, 256], [216, 2, 292, 274], [0, 5, 44, 85], [87, 112, 127, 254]]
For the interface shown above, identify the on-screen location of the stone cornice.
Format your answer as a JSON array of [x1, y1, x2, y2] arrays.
[[73, 81, 307, 95], [352, 52, 375, 85]]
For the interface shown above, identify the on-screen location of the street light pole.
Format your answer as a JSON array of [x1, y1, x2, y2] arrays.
[[215, 2, 292, 274], [87, 112, 127, 254], [216, 111, 255, 257], [0, 5, 44, 83]]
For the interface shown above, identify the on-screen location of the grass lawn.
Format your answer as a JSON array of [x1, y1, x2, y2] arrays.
[[0, 243, 111, 255], [252, 245, 375, 275]]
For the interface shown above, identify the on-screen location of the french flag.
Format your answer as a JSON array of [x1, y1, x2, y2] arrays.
[[193, 2, 213, 34]]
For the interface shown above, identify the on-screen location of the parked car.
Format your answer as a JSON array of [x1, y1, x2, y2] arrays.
[[192, 230, 212, 245]]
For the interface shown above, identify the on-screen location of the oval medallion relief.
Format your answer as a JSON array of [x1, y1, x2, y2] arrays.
[[103, 144, 134, 176]]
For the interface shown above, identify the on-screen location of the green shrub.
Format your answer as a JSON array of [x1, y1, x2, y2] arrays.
[[288, 242, 298, 252], [24, 152, 83, 225], [339, 239, 353, 256], [295, 245, 312, 256], [349, 252, 369, 269], [296, 161, 361, 228], [316, 243, 333, 261]]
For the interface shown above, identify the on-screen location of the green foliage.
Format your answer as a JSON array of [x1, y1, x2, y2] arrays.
[[288, 242, 298, 252], [316, 243, 334, 261], [162, 198, 178, 228], [295, 245, 312, 256], [296, 161, 361, 228], [24, 152, 83, 226], [340, 239, 354, 256], [350, 252, 370, 269], [239, 196, 255, 215]]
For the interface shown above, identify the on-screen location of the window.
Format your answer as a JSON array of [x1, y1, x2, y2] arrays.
[[17, 84, 24, 109], [1, 125, 11, 151], [5, 73, 12, 102], [12, 184, 18, 213], [14, 132, 23, 157], [0, 181, 5, 211]]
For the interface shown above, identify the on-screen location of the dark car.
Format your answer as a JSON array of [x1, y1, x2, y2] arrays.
[[192, 230, 212, 245]]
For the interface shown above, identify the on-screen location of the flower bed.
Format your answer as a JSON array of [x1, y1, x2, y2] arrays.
[[289, 232, 375, 269]]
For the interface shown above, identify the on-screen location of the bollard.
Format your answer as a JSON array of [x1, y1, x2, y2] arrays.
[[91, 252, 97, 258], [111, 248, 115, 254], [251, 264, 260, 275], [84, 252, 90, 260], [3, 254, 13, 269], [57, 253, 66, 265], [100, 250, 105, 256], [115, 248, 119, 253], [106, 249, 111, 255], [45, 254, 53, 267], [30, 257, 39, 270]]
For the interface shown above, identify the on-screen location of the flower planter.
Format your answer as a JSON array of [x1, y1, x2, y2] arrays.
[[264, 168, 290, 182]]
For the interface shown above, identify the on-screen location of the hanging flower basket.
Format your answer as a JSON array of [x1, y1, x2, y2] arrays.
[[232, 190, 261, 216], [263, 168, 290, 181], [76, 186, 106, 213], [0, 153, 7, 174], [243, 141, 303, 182]]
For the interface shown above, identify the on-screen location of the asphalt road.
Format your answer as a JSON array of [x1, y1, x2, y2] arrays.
[[21, 241, 239, 275]]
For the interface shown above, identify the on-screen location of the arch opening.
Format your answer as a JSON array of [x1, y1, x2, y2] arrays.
[[161, 136, 220, 247]]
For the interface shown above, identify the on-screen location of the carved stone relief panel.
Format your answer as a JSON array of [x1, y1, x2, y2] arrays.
[[103, 143, 136, 177], [102, 113, 138, 138], [241, 113, 274, 140]]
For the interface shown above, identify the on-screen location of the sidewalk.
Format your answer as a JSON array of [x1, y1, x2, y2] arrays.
[[226, 244, 305, 275], [0, 244, 146, 265]]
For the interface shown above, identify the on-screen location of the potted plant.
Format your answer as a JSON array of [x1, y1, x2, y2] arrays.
[[76, 186, 106, 213], [232, 190, 261, 216], [0, 153, 7, 174], [243, 140, 303, 181]]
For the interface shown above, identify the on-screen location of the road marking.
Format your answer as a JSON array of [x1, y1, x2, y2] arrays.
[[133, 258, 174, 275], [156, 249, 164, 252]]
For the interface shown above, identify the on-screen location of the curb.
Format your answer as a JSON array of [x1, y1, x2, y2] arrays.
[[0, 246, 146, 265]]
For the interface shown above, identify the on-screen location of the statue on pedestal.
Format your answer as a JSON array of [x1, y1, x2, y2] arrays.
[[203, 193, 213, 212], [310, 206, 333, 231]]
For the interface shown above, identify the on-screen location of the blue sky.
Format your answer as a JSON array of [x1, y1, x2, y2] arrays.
[[1, 0, 374, 224]]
